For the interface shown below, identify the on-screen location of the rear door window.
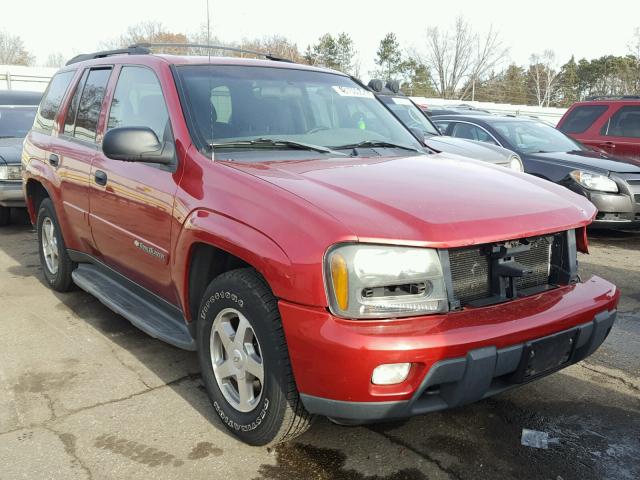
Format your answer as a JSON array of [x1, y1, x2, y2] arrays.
[[452, 123, 498, 145], [74, 68, 112, 143], [433, 120, 451, 134], [63, 70, 89, 136], [601, 106, 640, 138], [559, 105, 608, 134], [33, 71, 75, 134]]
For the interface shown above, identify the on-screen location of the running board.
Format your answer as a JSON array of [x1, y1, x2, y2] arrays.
[[71, 263, 196, 350]]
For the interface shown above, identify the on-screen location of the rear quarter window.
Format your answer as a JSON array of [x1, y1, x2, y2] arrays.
[[559, 105, 608, 134], [33, 71, 76, 134]]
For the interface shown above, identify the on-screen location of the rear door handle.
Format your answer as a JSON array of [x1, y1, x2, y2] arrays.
[[94, 170, 108, 186], [600, 141, 616, 149], [48, 154, 59, 167]]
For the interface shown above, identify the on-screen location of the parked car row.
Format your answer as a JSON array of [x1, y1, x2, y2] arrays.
[[367, 79, 524, 172], [0, 45, 628, 447], [366, 82, 640, 230]]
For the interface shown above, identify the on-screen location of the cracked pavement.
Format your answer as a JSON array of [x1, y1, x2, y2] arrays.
[[0, 211, 638, 480]]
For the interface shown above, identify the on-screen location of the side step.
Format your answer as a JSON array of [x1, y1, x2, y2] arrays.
[[71, 263, 196, 350]]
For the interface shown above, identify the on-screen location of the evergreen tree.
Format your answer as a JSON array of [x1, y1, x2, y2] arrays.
[[375, 33, 403, 81]]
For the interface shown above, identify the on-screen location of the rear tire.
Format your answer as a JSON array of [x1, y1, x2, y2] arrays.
[[197, 268, 314, 446], [0, 207, 9, 226], [37, 198, 76, 292]]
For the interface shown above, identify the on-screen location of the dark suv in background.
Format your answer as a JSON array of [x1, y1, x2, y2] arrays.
[[434, 114, 640, 229], [558, 97, 640, 162], [0, 90, 41, 225]]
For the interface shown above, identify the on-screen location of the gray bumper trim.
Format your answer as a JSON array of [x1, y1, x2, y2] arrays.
[[0, 182, 25, 207], [300, 309, 616, 422]]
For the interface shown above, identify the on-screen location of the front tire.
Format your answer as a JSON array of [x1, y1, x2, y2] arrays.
[[37, 198, 76, 292], [197, 268, 313, 445]]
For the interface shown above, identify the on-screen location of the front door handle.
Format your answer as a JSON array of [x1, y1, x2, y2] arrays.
[[600, 141, 616, 149], [94, 170, 108, 186], [48, 153, 59, 167]]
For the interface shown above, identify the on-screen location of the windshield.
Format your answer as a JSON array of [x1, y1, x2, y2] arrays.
[[491, 120, 583, 154], [176, 65, 422, 158], [0, 106, 37, 138], [378, 95, 440, 137]]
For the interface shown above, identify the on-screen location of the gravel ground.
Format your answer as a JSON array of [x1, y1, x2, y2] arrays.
[[0, 210, 638, 480]]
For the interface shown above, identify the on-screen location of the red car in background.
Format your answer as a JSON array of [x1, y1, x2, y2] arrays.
[[558, 97, 640, 162]]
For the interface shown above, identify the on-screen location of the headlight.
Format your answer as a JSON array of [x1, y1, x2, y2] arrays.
[[508, 155, 524, 172], [569, 170, 618, 193], [0, 165, 22, 181], [325, 244, 448, 319]]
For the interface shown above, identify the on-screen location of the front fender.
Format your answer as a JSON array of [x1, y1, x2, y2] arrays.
[[173, 208, 303, 321]]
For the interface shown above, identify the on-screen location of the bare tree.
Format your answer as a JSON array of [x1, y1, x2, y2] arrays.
[[423, 17, 473, 98], [629, 27, 640, 61], [101, 21, 189, 54], [528, 50, 560, 107], [242, 35, 303, 62], [44, 52, 66, 68], [0, 30, 34, 65], [459, 26, 508, 100], [418, 17, 506, 99]]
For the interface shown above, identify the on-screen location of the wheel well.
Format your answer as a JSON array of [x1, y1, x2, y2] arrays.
[[188, 243, 250, 321], [26, 180, 50, 216]]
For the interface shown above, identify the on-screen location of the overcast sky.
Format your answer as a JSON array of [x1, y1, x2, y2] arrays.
[[5, 0, 640, 75]]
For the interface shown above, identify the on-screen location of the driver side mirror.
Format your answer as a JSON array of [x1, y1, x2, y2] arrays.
[[103, 127, 174, 165]]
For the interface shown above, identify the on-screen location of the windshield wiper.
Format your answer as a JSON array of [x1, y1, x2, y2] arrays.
[[332, 140, 423, 155], [209, 138, 345, 156]]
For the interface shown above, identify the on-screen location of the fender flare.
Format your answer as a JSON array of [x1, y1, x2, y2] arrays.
[[172, 208, 296, 321]]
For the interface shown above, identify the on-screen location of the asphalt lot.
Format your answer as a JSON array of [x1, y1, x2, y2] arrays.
[[0, 210, 638, 480]]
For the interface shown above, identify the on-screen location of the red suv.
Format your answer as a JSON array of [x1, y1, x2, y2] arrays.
[[558, 97, 640, 162], [23, 45, 619, 446]]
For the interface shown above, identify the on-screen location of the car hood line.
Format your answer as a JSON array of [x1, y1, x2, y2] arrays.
[[225, 154, 596, 248]]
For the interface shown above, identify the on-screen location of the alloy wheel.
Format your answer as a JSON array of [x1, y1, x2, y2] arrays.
[[41, 217, 59, 275], [210, 308, 264, 413]]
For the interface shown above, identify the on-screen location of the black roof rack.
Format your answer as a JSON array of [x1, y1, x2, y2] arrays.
[[132, 43, 294, 63], [585, 95, 640, 101], [65, 46, 151, 65], [65, 43, 294, 67]]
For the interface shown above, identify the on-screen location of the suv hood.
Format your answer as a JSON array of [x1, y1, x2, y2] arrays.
[[425, 136, 511, 165], [227, 154, 595, 248], [527, 150, 640, 174], [0, 137, 24, 165]]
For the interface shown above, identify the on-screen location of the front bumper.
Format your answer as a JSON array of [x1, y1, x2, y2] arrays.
[[279, 276, 619, 421], [583, 184, 640, 229], [0, 181, 25, 208], [300, 310, 615, 421]]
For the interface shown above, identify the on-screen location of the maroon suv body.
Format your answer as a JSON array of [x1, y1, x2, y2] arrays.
[[22, 48, 619, 446], [558, 98, 640, 162]]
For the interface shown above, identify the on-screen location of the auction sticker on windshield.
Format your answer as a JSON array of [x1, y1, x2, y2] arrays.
[[332, 86, 375, 98]]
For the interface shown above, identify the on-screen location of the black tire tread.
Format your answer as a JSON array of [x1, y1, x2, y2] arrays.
[[205, 268, 314, 444], [37, 198, 76, 292]]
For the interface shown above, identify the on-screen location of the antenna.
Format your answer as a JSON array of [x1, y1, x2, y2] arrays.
[[206, 0, 211, 63]]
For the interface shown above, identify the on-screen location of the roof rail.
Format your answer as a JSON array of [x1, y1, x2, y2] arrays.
[[585, 95, 640, 101], [65, 46, 151, 66], [131, 42, 295, 63]]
